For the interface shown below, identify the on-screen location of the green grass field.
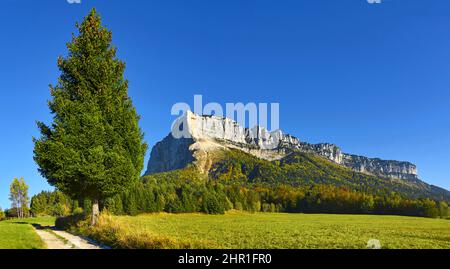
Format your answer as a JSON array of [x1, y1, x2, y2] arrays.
[[2, 214, 449, 249], [102, 212, 450, 249], [0, 217, 55, 249]]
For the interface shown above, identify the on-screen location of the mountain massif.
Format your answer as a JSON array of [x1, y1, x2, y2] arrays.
[[145, 111, 449, 201]]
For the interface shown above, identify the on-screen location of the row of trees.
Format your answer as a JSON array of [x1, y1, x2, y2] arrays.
[[211, 150, 450, 202], [104, 181, 230, 215], [96, 170, 449, 219], [30, 191, 76, 217], [6, 171, 446, 220], [3, 177, 74, 219]]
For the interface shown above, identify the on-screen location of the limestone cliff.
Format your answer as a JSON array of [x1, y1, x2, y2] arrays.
[[145, 111, 419, 182]]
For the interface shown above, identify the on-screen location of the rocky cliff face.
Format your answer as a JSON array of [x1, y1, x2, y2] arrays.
[[146, 136, 195, 174], [287, 143, 418, 181], [341, 154, 418, 181], [145, 111, 419, 181]]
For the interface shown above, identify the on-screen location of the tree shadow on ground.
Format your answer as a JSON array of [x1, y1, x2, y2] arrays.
[[30, 223, 56, 230]]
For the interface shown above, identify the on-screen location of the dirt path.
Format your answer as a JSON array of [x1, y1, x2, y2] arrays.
[[34, 229, 74, 249], [33, 226, 105, 249], [52, 230, 104, 249]]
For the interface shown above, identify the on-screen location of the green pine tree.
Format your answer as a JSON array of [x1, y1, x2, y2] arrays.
[[30, 191, 49, 216], [33, 8, 147, 225]]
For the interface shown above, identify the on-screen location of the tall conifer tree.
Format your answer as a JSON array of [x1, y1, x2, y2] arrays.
[[33, 9, 147, 225]]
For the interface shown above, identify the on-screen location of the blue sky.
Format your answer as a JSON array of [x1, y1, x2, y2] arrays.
[[1, 0, 450, 209]]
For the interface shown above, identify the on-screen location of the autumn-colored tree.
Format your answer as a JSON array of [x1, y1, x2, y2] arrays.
[[9, 177, 30, 218]]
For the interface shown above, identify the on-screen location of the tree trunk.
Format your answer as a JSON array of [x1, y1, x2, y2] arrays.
[[91, 200, 100, 226]]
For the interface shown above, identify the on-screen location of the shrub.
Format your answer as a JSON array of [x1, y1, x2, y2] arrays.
[[55, 213, 86, 230]]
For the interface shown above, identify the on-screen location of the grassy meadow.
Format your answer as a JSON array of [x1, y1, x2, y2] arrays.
[[79, 211, 450, 249], [1, 213, 448, 249], [0, 217, 55, 249]]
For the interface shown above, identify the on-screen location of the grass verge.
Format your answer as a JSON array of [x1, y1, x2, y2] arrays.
[[0, 217, 55, 249]]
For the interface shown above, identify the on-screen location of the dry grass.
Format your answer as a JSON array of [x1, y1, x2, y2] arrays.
[[73, 213, 209, 249]]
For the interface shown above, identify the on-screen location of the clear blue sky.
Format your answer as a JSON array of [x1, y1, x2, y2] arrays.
[[1, 0, 450, 209]]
